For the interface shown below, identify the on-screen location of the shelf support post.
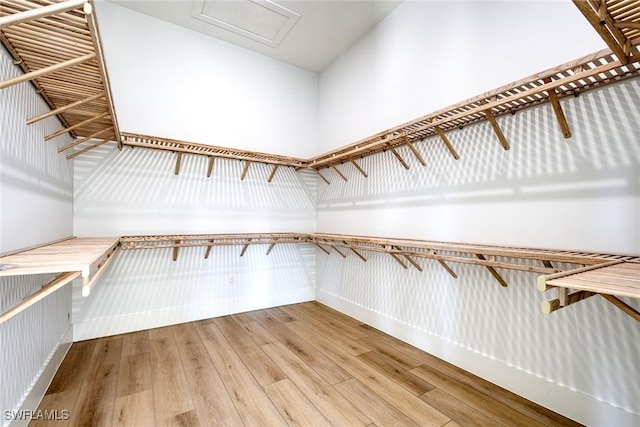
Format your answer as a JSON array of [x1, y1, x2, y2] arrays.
[[484, 108, 510, 150], [543, 77, 572, 138], [476, 253, 508, 287]]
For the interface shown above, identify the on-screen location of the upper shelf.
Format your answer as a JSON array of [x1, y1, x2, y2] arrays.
[[2, 1, 640, 170], [0, 0, 121, 158], [306, 41, 640, 171], [543, 260, 640, 299]]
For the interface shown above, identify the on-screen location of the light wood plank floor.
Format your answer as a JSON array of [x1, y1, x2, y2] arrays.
[[31, 302, 581, 426]]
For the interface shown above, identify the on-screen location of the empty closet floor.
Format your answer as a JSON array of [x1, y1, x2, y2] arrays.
[[31, 302, 579, 426]]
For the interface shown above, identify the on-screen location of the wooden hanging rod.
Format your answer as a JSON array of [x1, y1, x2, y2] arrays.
[[0, 0, 87, 29]]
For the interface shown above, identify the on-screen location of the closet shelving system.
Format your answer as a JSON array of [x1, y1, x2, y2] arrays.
[[1, 0, 639, 322]]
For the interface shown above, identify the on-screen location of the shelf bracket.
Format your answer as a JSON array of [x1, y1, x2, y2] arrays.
[[204, 240, 215, 259], [601, 294, 640, 322], [241, 161, 251, 180], [542, 290, 596, 314], [27, 93, 104, 125], [267, 164, 280, 183], [434, 126, 460, 160], [393, 247, 423, 272], [174, 152, 183, 175], [390, 253, 408, 269], [332, 165, 348, 181], [266, 240, 278, 255], [484, 108, 510, 150], [311, 241, 331, 255], [315, 169, 330, 185], [402, 136, 426, 166], [324, 242, 346, 258], [173, 241, 181, 261], [240, 239, 252, 256], [207, 156, 215, 178], [350, 159, 368, 177], [344, 242, 367, 262], [386, 143, 410, 169], [476, 253, 508, 287], [543, 77, 572, 138], [431, 250, 457, 278]]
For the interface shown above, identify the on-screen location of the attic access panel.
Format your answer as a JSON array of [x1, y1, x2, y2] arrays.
[[191, 0, 300, 47]]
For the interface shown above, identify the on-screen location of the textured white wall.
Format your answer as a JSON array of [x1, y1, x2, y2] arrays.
[[73, 145, 316, 236], [95, 1, 318, 158], [0, 49, 74, 425]]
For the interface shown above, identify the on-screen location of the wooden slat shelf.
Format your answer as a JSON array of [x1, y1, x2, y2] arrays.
[[0, 0, 121, 158], [120, 233, 309, 256], [0, 237, 119, 277], [538, 260, 640, 322], [2, 234, 638, 323], [0, 237, 120, 324], [305, 40, 640, 174], [544, 261, 640, 299], [121, 133, 306, 181], [2, 1, 639, 172]]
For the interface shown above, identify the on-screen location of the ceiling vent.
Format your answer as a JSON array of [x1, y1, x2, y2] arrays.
[[191, 0, 300, 47]]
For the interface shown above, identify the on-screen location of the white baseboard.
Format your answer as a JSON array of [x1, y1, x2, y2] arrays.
[[316, 289, 640, 427], [73, 287, 314, 341], [9, 326, 73, 427]]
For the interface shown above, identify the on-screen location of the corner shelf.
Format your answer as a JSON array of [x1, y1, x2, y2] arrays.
[[0, 237, 119, 324]]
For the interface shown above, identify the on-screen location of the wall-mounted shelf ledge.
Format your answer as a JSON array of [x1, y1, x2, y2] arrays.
[[121, 133, 306, 181], [1, 234, 638, 324], [0, 237, 120, 325], [305, 39, 640, 174], [538, 260, 640, 321]]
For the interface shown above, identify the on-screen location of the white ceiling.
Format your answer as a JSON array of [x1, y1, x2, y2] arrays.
[[106, 0, 403, 73]]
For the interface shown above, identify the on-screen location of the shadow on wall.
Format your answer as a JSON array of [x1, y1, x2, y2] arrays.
[[317, 79, 640, 210], [72, 144, 317, 236], [0, 50, 74, 253], [0, 274, 71, 422]]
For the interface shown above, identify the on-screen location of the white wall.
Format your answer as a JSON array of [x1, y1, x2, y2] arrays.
[[95, 1, 318, 158], [73, 145, 316, 236], [0, 49, 74, 426], [315, 1, 640, 425], [318, 0, 605, 152]]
